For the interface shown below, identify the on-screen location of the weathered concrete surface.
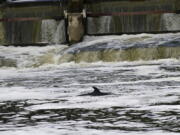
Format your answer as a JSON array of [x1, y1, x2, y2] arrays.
[[85, 0, 179, 12], [4, 4, 63, 18], [68, 0, 84, 12], [0, 7, 5, 44], [0, 0, 179, 45], [1, 3, 64, 45], [85, 0, 180, 34]]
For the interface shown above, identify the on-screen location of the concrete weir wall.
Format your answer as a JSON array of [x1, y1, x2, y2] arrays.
[[1, 3, 66, 45], [0, 7, 5, 44], [86, 0, 180, 34], [0, 0, 179, 45]]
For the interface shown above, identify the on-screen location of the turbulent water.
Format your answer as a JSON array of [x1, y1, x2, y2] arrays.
[[0, 33, 180, 135]]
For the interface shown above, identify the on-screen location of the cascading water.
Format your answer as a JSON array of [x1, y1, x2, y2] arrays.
[[87, 16, 112, 34], [54, 20, 66, 44], [4, 19, 66, 45], [0, 33, 180, 68], [41, 20, 66, 44], [161, 13, 180, 31], [0, 45, 67, 68], [87, 13, 180, 35], [41, 20, 57, 43], [58, 33, 180, 63]]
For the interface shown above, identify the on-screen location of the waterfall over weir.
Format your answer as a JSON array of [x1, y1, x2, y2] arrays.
[[161, 13, 180, 31], [87, 16, 113, 34], [41, 19, 66, 44], [59, 33, 180, 63], [87, 13, 180, 35], [3, 19, 67, 45], [3, 13, 180, 45], [0, 33, 180, 68]]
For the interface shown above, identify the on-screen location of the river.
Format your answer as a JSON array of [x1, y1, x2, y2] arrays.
[[0, 33, 180, 135]]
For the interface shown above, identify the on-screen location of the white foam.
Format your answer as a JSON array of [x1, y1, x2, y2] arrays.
[[65, 33, 180, 54], [0, 33, 180, 69], [0, 87, 56, 101], [0, 124, 179, 135], [0, 45, 68, 68], [0, 57, 180, 135]]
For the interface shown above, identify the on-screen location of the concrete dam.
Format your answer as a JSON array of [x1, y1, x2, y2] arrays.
[[0, 0, 180, 45]]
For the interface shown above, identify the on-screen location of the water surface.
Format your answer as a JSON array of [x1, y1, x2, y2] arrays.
[[0, 33, 180, 135]]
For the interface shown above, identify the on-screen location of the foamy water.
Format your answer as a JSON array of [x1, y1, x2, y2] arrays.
[[0, 33, 180, 135]]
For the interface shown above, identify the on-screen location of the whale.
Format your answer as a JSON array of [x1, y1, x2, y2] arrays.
[[79, 86, 111, 96]]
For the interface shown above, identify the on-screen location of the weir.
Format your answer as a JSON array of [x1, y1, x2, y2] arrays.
[[0, 0, 179, 45]]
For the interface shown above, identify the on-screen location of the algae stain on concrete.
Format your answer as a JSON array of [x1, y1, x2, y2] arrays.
[[2, 4, 64, 45], [0, 8, 5, 44]]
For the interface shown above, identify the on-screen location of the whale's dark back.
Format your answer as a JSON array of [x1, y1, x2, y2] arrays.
[[79, 86, 111, 96], [91, 86, 110, 96]]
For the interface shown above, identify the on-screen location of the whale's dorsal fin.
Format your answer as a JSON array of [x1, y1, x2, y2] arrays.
[[79, 87, 110, 96], [92, 86, 101, 94]]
